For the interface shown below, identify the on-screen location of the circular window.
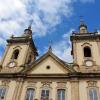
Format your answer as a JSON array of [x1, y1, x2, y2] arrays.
[[46, 65, 50, 69]]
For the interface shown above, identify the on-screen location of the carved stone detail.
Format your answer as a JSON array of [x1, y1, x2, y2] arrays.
[[87, 81, 97, 87], [57, 82, 66, 88], [41, 81, 52, 88], [1, 79, 10, 86], [27, 80, 37, 87]]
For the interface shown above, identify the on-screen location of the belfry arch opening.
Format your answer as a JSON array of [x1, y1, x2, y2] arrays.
[[12, 49, 19, 59], [84, 46, 92, 57]]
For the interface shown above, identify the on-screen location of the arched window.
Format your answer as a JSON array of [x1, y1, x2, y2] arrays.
[[0, 87, 6, 99], [12, 49, 19, 59], [84, 46, 92, 57], [89, 88, 99, 100], [25, 88, 35, 100], [27, 55, 32, 64], [57, 89, 65, 100], [41, 89, 50, 100]]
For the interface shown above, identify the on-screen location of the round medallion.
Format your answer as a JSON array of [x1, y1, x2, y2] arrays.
[[8, 61, 16, 68], [85, 60, 93, 67]]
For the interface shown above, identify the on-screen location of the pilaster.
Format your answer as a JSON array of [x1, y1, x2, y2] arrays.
[[71, 79, 79, 100], [13, 78, 24, 100]]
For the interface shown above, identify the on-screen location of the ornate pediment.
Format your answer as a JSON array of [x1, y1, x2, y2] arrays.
[[24, 51, 75, 74]]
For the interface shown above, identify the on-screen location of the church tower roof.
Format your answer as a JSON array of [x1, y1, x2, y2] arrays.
[[79, 20, 87, 29], [79, 17, 88, 34], [23, 23, 33, 37]]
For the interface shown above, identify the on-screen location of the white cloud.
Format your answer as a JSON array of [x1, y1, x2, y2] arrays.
[[52, 29, 74, 62], [0, 0, 95, 38], [0, 0, 95, 61], [97, 30, 100, 34], [0, 0, 74, 39]]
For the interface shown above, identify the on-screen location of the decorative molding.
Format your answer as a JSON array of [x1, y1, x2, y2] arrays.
[[13, 46, 22, 50], [81, 42, 92, 47], [87, 81, 97, 87], [41, 81, 52, 88], [57, 82, 66, 88], [71, 34, 100, 41], [83, 60, 96, 67], [1, 79, 10, 86], [27, 81, 37, 87]]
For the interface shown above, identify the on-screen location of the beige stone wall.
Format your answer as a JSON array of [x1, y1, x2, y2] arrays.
[[0, 80, 17, 100], [2, 44, 29, 67], [75, 41, 100, 65], [79, 81, 87, 100], [0, 79, 99, 100], [6, 80, 16, 100], [19, 79, 71, 100], [72, 40, 100, 72], [71, 80, 79, 100], [29, 56, 68, 74]]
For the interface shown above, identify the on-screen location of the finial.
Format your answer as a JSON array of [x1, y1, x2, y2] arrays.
[[24, 19, 33, 36], [10, 34, 14, 38], [28, 19, 33, 30], [79, 16, 87, 29], [80, 16, 84, 25], [94, 29, 98, 34], [48, 40, 53, 52]]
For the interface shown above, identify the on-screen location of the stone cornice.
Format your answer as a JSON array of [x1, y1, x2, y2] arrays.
[[70, 34, 100, 41], [7, 37, 32, 44], [0, 73, 100, 79], [7, 36, 38, 56]]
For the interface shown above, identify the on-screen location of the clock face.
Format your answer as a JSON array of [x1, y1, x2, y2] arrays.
[[8, 62, 16, 68], [85, 60, 93, 67]]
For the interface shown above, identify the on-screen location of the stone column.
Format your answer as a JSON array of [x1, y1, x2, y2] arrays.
[[73, 41, 77, 64], [51, 82, 56, 100], [35, 82, 41, 100], [13, 78, 24, 100], [71, 80, 79, 100]]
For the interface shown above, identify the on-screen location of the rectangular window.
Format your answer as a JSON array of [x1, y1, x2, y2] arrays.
[[41, 89, 49, 100], [26, 88, 34, 100], [57, 89, 65, 100], [89, 88, 99, 100], [0, 87, 6, 99]]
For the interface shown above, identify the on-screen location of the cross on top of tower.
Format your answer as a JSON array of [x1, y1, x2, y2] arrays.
[[28, 19, 33, 30], [79, 16, 87, 29], [24, 20, 33, 36], [79, 16, 88, 33], [48, 40, 53, 52]]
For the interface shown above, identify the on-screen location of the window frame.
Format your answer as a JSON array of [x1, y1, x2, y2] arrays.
[[40, 89, 50, 100], [56, 87, 67, 100], [0, 86, 7, 100], [83, 46, 92, 58], [87, 87, 100, 100], [57, 89, 66, 100], [40, 86, 52, 100], [11, 46, 22, 60], [25, 88, 35, 100], [11, 49, 20, 60], [81, 43, 93, 59]]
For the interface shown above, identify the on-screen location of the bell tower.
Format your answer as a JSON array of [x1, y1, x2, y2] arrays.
[[70, 20, 100, 72], [0, 25, 38, 72]]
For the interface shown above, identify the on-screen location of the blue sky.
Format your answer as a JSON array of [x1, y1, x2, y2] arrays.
[[0, 0, 100, 62]]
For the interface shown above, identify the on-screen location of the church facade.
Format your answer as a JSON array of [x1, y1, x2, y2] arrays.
[[0, 21, 100, 100]]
